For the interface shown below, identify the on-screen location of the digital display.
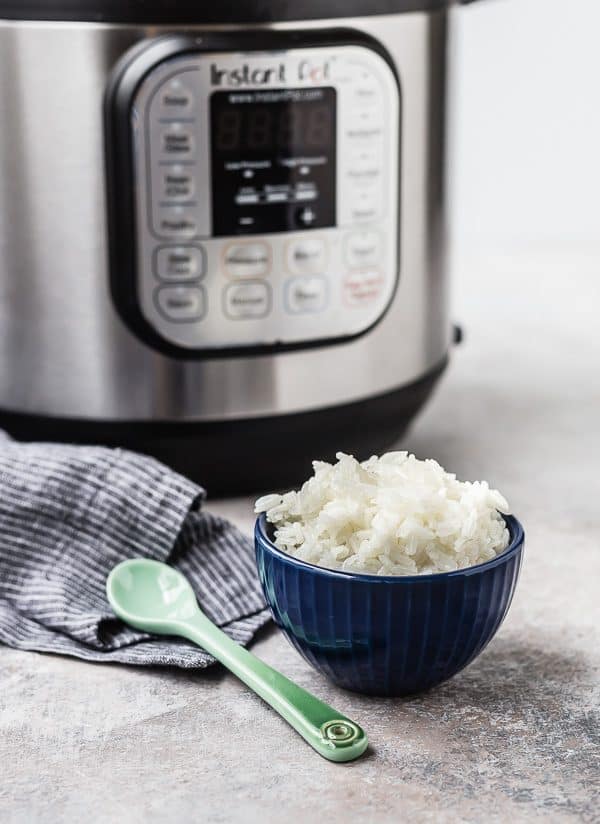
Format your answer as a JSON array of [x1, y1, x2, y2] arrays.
[[210, 87, 336, 236]]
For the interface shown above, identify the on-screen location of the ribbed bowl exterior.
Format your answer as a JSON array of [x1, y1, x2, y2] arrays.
[[255, 514, 524, 696]]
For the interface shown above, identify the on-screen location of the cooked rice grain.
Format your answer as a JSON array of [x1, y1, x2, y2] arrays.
[[255, 452, 510, 576]]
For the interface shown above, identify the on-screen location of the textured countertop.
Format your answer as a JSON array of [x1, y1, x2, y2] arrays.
[[1, 250, 599, 823]]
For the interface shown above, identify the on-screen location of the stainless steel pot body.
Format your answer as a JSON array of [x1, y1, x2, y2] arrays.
[[0, 11, 448, 423]]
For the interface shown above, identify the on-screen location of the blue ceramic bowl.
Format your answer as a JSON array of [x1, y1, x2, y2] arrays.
[[255, 514, 524, 696]]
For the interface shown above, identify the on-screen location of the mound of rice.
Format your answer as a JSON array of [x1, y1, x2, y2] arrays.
[[255, 452, 510, 576]]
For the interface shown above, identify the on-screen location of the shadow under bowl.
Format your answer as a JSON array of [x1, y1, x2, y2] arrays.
[[255, 513, 524, 696]]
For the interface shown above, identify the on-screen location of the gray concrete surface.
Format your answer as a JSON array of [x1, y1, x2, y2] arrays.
[[1, 251, 599, 822]]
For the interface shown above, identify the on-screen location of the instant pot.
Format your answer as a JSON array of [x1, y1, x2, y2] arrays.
[[0, 1, 481, 493]]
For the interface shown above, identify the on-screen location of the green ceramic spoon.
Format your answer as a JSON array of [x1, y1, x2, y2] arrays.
[[106, 558, 368, 763]]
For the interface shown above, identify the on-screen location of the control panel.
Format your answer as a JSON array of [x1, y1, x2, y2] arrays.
[[106, 32, 400, 355]]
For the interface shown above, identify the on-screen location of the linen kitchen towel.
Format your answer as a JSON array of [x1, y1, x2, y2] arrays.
[[0, 430, 270, 667]]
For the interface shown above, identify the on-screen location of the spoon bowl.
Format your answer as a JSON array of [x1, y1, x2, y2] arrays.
[[107, 559, 198, 631]]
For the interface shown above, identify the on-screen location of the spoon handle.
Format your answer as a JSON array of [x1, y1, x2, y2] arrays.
[[178, 612, 368, 762]]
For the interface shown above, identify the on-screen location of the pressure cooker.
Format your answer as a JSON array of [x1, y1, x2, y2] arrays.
[[0, 1, 482, 493]]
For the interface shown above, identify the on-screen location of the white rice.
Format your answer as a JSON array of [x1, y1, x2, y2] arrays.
[[255, 452, 510, 576]]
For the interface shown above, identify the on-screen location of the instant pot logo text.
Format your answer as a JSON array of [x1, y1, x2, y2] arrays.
[[210, 59, 330, 86]]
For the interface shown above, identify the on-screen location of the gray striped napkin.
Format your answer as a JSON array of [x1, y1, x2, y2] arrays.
[[0, 431, 270, 667]]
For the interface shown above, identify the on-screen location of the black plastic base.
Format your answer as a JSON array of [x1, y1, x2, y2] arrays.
[[0, 358, 447, 496]]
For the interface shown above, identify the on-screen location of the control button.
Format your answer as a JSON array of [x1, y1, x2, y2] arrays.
[[349, 187, 382, 222], [223, 242, 270, 278], [159, 79, 193, 113], [295, 186, 317, 202], [350, 146, 382, 171], [296, 206, 317, 227], [224, 281, 270, 319], [343, 271, 384, 307], [285, 276, 328, 314], [155, 285, 206, 322], [161, 166, 195, 201], [154, 245, 205, 280], [160, 125, 195, 157], [345, 122, 384, 142], [156, 207, 198, 238], [353, 78, 383, 108], [346, 165, 381, 184], [235, 192, 260, 205], [351, 106, 384, 126], [345, 231, 382, 269], [265, 190, 289, 204], [286, 237, 328, 275]]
